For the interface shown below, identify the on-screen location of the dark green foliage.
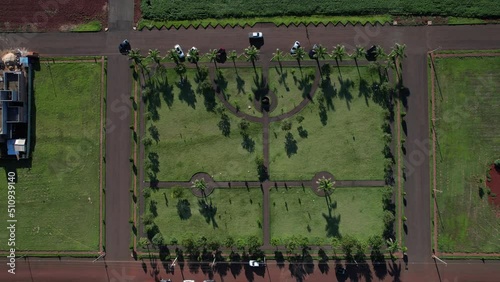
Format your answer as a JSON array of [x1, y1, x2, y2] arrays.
[[141, 1, 500, 21], [494, 159, 500, 169], [255, 155, 268, 181], [281, 120, 292, 131]]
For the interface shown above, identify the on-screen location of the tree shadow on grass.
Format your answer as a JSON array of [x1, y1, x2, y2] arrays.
[[198, 198, 218, 228], [148, 152, 160, 174], [323, 196, 340, 238], [176, 199, 192, 220], [241, 132, 255, 152], [214, 71, 228, 95], [359, 78, 372, 106], [199, 81, 217, 112], [236, 75, 246, 95], [284, 132, 298, 157], [218, 113, 231, 137], [320, 78, 336, 111], [338, 76, 354, 110], [252, 72, 268, 101], [177, 80, 197, 108]]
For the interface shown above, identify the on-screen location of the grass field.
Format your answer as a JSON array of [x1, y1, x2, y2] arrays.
[[217, 67, 263, 117], [269, 66, 385, 181], [432, 56, 500, 253], [270, 187, 385, 242], [141, 0, 499, 21], [268, 67, 316, 117], [146, 188, 263, 242], [0, 61, 103, 251], [144, 69, 262, 181]]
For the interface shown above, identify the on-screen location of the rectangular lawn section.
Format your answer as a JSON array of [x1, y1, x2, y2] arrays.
[[432, 56, 500, 253], [269, 66, 385, 181], [145, 69, 262, 181], [270, 187, 385, 242], [217, 67, 263, 117], [268, 67, 316, 117], [0, 61, 102, 251], [146, 188, 263, 242]]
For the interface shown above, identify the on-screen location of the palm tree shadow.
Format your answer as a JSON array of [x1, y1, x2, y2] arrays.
[[323, 196, 340, 237], [284, 132, 298, 157], [198, 198, 218, 228], [177, 80, 196, 109], [338, 76, 354, 110], [388, 261, 402, 282], [236, 75, 246, 95], [358, 78, 372, 106]]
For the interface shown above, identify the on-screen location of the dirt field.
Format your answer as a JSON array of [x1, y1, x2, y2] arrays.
[[0, 0, 108, 31], [487, 164, 500, 208]]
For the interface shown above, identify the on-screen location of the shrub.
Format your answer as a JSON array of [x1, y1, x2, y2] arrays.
[[281, 120, 292, 131], [296, 115, 304, 123], [495, 159, 500, 169], [171, 187, 184, 199], [383, 210, 395, 228]]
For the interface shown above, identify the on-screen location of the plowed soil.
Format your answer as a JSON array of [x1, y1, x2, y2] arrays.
[[487, 164, 500, 208], [0, 0, 108, 31]]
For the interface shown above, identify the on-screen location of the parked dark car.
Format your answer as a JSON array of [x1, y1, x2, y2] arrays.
[[119, 39, 131, 55], [216, 48, 227, 63], [366, 45, 377, 61]]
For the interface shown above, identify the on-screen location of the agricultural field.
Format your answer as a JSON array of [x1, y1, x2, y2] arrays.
[[431, 55, 500, 253], [0, 60, 104, 251], [140, 0, 499, 22], [270, 187, 386, 243], [269, 66, 386, 181], [0, 0, 107, 32]]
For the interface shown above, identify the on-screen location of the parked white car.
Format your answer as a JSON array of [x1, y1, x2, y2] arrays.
[[248, 32, 263, 39], [290, 41, 300, 54], [174, 44, 185, 59]]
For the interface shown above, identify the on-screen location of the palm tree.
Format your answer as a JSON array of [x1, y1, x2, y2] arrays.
[[174, 63, 186, 84], [351, 45, 365, 76], [168, 49, 180, 65], [271, 48, 284, 72], [293, 46, 306, 69], [206, 49, 219, 69], [316, 176, 335, 193], [331, 44, 346, 66], [192, 178, 207, 192], [188, 48, 200, 69], [312, 44, 328, 77], [389, 43, 406, 81], [129, 49, 147, 83], [374, 45, 386, 61], [147, 49, 162, 68], [228, 50, 238, 70], [244, 45, 260, 72], [386, 238, 399, 259]]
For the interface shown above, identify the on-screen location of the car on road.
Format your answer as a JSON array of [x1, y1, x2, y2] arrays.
[[203, 280, 215, 282], [249, 258, 266, 267], [174, 44, 185, 60], [119, 39, 131, 55], [309, 44, 318, 59], [183, 280, 195, 282], [248, 32, 263, 39], [290, 41, 300, 54]]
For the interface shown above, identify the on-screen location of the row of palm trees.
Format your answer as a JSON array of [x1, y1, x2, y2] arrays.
[[128, 43, 406, 83]]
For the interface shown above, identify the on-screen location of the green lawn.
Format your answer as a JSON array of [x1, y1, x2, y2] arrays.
[[270, 187, 385, 242], [432, 56, 500, 253], [217, 67, 263, 117], [145, 69, 262, 181], [269, 66, 385, 181], [268, 67, 316, 117], [146, 188, 263, 242], [0, 61, 102, 251]]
